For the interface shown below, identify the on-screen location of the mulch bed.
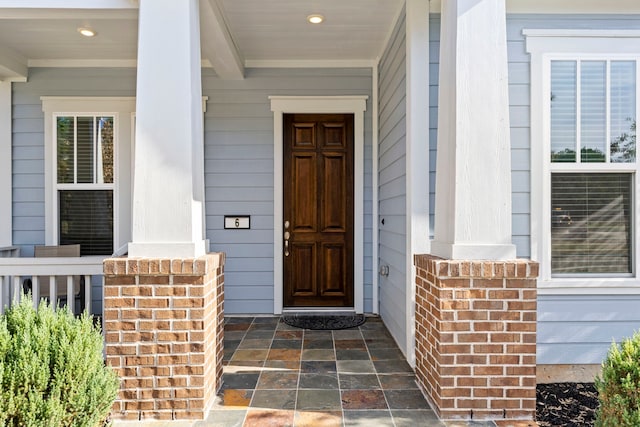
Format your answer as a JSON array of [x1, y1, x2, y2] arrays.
[[537, 383, 599, 426]]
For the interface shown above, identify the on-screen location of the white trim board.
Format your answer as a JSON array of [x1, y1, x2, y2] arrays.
[[270, 96, 368, 314], [0, 82, 11, 246]]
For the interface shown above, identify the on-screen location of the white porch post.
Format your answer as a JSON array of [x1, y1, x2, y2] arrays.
[[128, 0, 207, 258], [0, 82, 11, 247], [431, 0, 516, 260]]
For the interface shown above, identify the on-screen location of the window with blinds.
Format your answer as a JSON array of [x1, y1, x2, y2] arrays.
[[549, 59, 637, 277], [56, 115, 115, 255], [551, 173, 632, 275]]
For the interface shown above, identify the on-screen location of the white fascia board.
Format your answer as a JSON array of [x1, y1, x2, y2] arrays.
[[28, 59, 138, 68], [245, 59, 376, 69], [200, 0, 244, 80], [0, 44, 27, 81], [0, 0, 137, 10]]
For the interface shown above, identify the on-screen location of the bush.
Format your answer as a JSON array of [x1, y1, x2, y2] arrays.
[[0, 296, 119, 426], [595, 331, 640, 427]]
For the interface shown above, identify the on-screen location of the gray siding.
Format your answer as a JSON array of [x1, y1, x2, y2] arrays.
[[378, 9, 408, 354], [12, 67, 374, 316], [12, 68, 137, 314], [504, 15, 640, 364], [203, 67, 374, 314]]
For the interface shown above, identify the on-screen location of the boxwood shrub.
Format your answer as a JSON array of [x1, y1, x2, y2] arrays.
[[595, 331, 640, 427], [0, 297, 119, 426]]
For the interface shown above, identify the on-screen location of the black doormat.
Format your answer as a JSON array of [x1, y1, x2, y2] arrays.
[[281, 313, 366, 330]]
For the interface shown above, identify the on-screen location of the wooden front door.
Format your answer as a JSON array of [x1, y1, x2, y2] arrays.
[[283, 113, 354, 307]]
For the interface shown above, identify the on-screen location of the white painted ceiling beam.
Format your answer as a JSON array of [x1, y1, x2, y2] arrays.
[[0, 44, 27, 81], [199, 0, 244, 80]]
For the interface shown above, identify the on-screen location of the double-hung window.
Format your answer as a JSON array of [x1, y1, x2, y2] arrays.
[[526, 30, 640, 290], [42, 98, 135, 257], [56, 115, 114, 255]]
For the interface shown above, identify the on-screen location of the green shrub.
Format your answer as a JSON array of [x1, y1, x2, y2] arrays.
[[595, 331, 640, 427], [0, 296, 119, 426]]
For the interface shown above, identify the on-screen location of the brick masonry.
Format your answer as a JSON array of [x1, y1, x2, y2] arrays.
[[414, 255, 538, 421], [103, 253, 225, 421]]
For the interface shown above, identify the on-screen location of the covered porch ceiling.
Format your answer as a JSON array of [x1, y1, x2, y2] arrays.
[[0, 0, 639, 81]]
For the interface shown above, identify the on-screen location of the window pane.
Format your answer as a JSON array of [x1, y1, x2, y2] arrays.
[[551, 61, 577, 162], [610, 61, 636, 163], [551, 173, 632, 275], [56, 117, 74, 183], [59, 190, 113, 256], [581, 61, 606, 162], [98, 116, 114, 184], [76, 117, 94, 184]]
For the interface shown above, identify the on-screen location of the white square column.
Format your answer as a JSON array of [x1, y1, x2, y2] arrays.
[[129, 0, 207, 258], [431, 0, 517, 260]]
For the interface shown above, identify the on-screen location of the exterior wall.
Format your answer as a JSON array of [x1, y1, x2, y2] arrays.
[[203, 67, 373, 314], [12, 68, 137, 314], [11, 67, 374, 315], [424, 14, 640, 365], [504, 14, 640, 364], [378, 9, 408, 355]]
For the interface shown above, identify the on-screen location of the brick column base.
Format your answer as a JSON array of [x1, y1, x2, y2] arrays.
[[103, 253, 225, 421], [414, 255, 538, 421]]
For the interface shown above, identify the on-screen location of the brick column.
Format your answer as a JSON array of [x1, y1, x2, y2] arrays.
[[414, 255, 538, 421], [103, 253, 224, 421]]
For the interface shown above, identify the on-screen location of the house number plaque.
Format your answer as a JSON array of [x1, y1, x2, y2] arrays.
[[224, 216, 250, 229]]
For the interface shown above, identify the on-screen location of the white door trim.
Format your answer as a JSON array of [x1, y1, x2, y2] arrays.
[[270, 96, 368, 314]]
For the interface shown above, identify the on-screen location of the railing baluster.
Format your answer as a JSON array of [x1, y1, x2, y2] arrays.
[[49, 276, 56, 311], [32, 276, 39, 307], [84, 275, 91, 315], [67, 275, 74, 314], [12, 276, 21, 304], [0, 275, 6, 314]]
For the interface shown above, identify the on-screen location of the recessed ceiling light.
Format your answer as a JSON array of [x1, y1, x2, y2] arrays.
[[78, 27, 97, 37], [307, 14, 324, 24]]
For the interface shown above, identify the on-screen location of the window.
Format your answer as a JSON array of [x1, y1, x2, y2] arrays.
[[42, 97, 136, 257], [56, 116, 114, 255], [526, 30, 640, 290], [549, 60, 636, 276]]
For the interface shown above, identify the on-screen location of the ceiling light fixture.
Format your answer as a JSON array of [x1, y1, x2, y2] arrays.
[[77, 27, 97, 37], [307, 14, 324, 24]]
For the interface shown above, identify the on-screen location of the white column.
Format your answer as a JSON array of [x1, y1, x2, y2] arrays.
[[431, 0, 516, 260], [0, 81, 11, 247], [405, 0, 430, 366], [129, 0, 207, 258]]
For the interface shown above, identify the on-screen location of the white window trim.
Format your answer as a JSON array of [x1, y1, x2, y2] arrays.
[[526, 30, 640, 294], [270, 96, 368, 314], [42, 97, 136, 255]]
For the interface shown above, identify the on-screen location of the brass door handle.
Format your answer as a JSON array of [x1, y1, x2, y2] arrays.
[[284, 221, 290, 257]]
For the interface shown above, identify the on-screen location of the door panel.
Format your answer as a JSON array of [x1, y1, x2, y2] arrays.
[[284, 113, 354, 307], [292, 154, 317, 231]]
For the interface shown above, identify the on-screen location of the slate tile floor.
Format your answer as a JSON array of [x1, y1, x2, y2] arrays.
[[193, 316, 538, 427]]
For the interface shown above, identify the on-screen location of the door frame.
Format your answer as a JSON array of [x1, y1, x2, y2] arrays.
[[270, 96, 368, 314]]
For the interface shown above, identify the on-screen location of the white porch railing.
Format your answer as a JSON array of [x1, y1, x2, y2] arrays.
[[0, 255, 105, 315]]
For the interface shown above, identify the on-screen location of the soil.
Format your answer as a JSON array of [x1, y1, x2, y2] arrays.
[[536, 383, 599, 427]]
